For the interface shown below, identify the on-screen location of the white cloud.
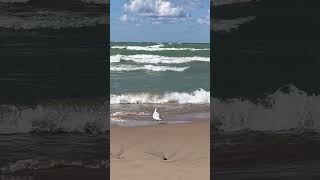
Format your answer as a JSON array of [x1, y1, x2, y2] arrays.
[[120, 0, 208, 25], [120, 14, 128, 22], [156, 1, 185, 17], [119, 14, 137, 22], [196, 10, 209, 26], [124, 0, 154, 14], [197, 17, 209, 25], [123, 0, 187, 17], [152, 21, 161, 25]]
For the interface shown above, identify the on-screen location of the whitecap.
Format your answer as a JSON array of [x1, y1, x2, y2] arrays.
[[110, 64, 189, 72], [110, 54, 209, 64], [110, 89, 210, 104]]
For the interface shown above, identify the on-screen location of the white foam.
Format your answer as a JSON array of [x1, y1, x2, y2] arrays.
[[111, 44, 209, 51], [110, 64, 189, 72], [212, 85, 320, 131], [111, 111, 150, 117], [0, 11, 107, 30], [110, 54, 209, 64], [111, 89, 210, 104], [110, 54, 122, 62], [111, 46, 126, 49], [0, 104, 108, 134]]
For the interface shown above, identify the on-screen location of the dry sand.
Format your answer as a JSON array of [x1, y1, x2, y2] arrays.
[[111, 121, 210, 180]]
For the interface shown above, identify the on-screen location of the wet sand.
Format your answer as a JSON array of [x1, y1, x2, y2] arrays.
[[111, 121, 210, 180]]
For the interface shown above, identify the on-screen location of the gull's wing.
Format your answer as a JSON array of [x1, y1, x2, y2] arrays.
[[155, 113, 160, 119]]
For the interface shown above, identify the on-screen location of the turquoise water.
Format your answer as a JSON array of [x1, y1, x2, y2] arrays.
[[110, 42, 210, 126], [110, 42, 210, 95]]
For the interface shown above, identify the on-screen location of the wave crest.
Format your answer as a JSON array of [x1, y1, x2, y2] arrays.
[[110, 64, 189, 72], [111, 44, 209, 51], [111, 89, 210, 104], [0, 103, 108, 134], [212, 85, 320, 131], [110, 54, 209, 64]]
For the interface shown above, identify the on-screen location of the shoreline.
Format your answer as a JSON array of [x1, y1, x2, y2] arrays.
[[111, 120, 210, 180]]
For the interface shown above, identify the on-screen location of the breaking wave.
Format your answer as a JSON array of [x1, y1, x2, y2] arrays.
[[110, 54, 209, 64], [110, 64, 189, 72], [111, 111, 150, 117], [111, 89, 210, 104], [212, 85, 320, 131], [0, 103, 108, 134], [111, 44, 209, 51]]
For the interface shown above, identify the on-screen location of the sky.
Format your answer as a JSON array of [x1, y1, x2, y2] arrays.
[[111, 0, 210, 43]]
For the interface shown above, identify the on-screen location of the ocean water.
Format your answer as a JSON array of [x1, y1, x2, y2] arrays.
[[0, 0, 108, 179], [110, 42, 210, 126], [212, 0, 320, 179]]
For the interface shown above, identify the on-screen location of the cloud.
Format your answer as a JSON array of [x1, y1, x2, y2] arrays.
[[120, 0, 209, 25], [123, 0, 187, 18], [120, 14, 128, 22], [196, 10, 209, 26], [119, 14, 137, 22], [120, 0, 195, 24], [197, 16, 209, 26]]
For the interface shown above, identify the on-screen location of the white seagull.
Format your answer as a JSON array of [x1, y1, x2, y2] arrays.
[[153, 108, 162, 123]]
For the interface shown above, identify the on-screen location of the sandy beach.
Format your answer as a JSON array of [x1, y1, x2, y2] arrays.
[[111, 121, 210, 180]]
